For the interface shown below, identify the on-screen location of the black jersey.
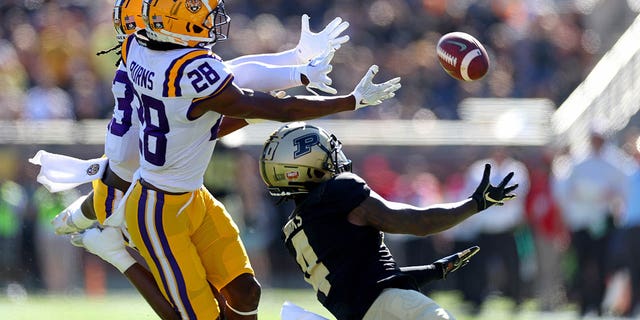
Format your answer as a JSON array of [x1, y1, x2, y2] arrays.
[[282, 172, 419, 320]]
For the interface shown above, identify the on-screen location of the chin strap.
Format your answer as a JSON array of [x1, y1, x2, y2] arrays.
[[225, 300, 258, 316]]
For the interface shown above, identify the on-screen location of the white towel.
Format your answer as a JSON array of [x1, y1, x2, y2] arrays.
[[280, 301, 329, 320], [28, 150, 108, 193]]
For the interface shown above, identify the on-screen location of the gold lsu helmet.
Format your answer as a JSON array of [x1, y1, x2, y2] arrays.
[[142, 0, 230, 48], [260, 122, 352, 196], [113, 0, 145, 43]]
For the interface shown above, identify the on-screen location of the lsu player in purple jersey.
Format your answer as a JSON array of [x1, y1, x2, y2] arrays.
[[116, 0, 400, 319], [259, 122, 518, 320]]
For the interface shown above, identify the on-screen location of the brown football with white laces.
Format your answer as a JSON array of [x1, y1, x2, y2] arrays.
[[437, 32, 490, 81]]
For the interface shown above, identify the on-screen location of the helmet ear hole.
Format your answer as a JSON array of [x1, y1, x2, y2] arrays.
[[313, 170, 326, 179], [192, 25, 203, 33]]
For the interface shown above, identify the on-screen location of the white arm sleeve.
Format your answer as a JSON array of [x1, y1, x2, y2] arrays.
[[226, 49, 300, 67], [230, 61, 302, 92]]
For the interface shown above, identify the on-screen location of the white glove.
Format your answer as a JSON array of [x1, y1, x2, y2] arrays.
[[295, 14, 350, 63], [294, 50, 336, 95], [350, 65, 402, 110], [71, 227, 136, 273]]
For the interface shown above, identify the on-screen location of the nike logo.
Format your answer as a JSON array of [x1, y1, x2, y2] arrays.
[[484, 193, 504, 204], [447, 40, 467, 51]]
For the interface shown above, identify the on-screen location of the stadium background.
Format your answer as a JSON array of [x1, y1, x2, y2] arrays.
[[1, 0, 640, 319]]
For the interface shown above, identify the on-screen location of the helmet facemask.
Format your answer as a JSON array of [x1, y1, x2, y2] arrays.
[[324, 134, 352, 175], [202, 1, 230, 45]]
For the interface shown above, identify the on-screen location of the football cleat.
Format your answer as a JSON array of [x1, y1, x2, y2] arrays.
[[51, 195, 88, 235], [433, 246, 480, 279], [142, 0, 230, 48], [69, 231, 85, 248]]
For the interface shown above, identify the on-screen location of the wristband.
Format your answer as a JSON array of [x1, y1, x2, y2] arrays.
[[108, 249, 136, 274], [226, 301, 259, 316], [245, 118, 267, 124], [70, 207, 96, 229]]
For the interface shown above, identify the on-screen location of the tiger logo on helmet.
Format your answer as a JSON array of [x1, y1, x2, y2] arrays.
[[260, 122, 352, 196], [141, 0, 230, 48], [185, 0, 203, 13], [113, 0, 145, 43]]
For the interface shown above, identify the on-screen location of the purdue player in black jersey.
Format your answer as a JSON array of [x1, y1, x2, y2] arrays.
[[259, 122, 518, 320]]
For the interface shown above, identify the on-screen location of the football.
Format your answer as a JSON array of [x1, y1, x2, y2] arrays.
[[436, 32, 490, 81]]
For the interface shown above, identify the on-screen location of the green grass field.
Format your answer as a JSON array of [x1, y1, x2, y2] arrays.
[[0, 288, 329, 320], [0, 288, 604, 320]]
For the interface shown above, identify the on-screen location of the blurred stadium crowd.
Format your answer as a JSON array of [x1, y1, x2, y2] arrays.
[[2, 0, 640, 318], [0, 0, 636, 121]]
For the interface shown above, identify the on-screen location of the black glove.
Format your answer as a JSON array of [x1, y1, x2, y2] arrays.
[[471, 163, 518, 211], [433, 246, 481, 279]]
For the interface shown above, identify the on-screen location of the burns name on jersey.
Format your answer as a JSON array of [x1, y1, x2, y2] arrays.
[[129, 61, 155, 90]]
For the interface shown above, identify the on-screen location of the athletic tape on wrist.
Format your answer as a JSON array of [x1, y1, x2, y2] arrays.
[[71, 207, 95, 229], [225, 300, 258, 316], [111, 250, 136, 274]]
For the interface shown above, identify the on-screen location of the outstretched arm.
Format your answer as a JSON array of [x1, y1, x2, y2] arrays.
[[192, 65, 401, 122], [230, 50, 336, 94], [349, 164, 517, 236], [400, 246, 480, 286], [351, 195, 478, 236], [226, 14, 349, 66], [399, 265, 441, 286]]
